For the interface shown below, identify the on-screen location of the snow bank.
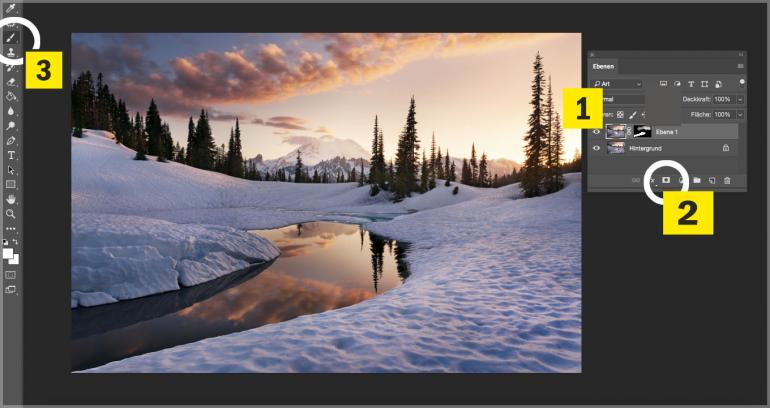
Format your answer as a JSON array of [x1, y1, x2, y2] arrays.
[[71, 213, 280, 308], [72, 130, 513, 229], [72, 130, 390, 217], [85, 174, 581, 373], [74, 130, 580, 372]]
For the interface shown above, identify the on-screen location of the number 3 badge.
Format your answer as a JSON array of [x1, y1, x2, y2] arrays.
[[25, 51, 63, 89], [644, 160, 715, 236]]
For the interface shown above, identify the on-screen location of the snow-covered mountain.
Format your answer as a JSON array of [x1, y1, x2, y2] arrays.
[[480, 158, 520, 177], [246, 134, 520, 180], [246, 135, 370, 178], [268, 135, 369, 167]]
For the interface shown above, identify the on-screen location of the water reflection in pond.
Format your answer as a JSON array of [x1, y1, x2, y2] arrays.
[[71, 221, 409, 371]]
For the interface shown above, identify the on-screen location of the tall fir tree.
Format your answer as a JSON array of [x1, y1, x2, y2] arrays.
[[161, 122, 173, 161], [368, 116, 387, 192], [428, 132, 437, 189], [435, 146, 444, 180], [461, 158, 471, 185], [469, 143, 478, 186], [185, 116, 196, 165], [545, 110, 565, 192], [369, 115, 380, 184], [192, 109, 216, 170], [359, 159, 366, 187], [145, 99, 164, 160], [229, 118, 244, 177], [377, 128, 385, 184], [133, 112, 147, 160], [521, 52, 547, 197], [444, 150, 452, 183], [479, 152, 490, 187], [226, 128, 235, 174], [294, 149, 304, 183], [420, 151, 430, 193], [543, 75, 554, 182], [393, 96, 420, 201]]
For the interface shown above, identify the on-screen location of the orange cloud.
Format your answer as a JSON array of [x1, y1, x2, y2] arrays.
[[73, 33, 559, 118]]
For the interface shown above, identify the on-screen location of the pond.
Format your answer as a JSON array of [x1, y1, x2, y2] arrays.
[[71, 221, 409, 371]]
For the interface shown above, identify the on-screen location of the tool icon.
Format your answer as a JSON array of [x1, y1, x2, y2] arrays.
[[6, 91, 17, 101], [6, 121, 16, 131], [5, 3, 16, 13], [6, 209, 15, 219]]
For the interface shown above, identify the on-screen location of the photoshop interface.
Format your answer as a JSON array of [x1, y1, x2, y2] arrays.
[[587, 51, 748, 192], [0, 1, 767, 406]]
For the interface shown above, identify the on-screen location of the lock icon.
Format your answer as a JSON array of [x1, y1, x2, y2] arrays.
[[722, 144, 730, 152]]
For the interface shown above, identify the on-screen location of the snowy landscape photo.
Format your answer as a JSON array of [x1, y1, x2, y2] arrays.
[[70, 33, 582, 373]]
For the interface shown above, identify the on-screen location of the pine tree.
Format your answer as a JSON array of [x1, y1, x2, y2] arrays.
[[428, 133, 437, 189], [377, 128, 385, 186], [185, 116, 195, 165], [145, 99, 164, 159], [369, 115, 380, 185], [368, 116, 387, 191], [161, 122, 173, 161], [176, 146, 186, 164], [359, 159, 365, 187], [461, 158, 470, 185], [543, 76, 554, 184], [112, 99, 131, 145], [420, 151, 430, 193], [479, 152, 489, 187], [95, 73, 114, 131], [393, 96, 420, 201], [435, 146, 444, 180], [133, 112, 147, 160], [229, 118, 244, 178], [546, 110, 565, 192], [226, 128, 235, 174], [294, 150, 304, 182], [192, 110, 216, 170], [521, 52, 547, 197], [450, 160, 457, 182], [469, 143, 478, 186], [444, 150, 451, 183]]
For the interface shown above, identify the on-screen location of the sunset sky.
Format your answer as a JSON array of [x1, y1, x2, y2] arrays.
[[72, 33, 581, 164]]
